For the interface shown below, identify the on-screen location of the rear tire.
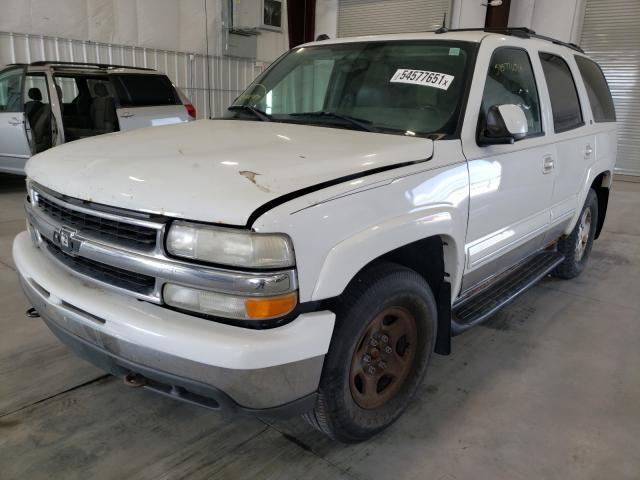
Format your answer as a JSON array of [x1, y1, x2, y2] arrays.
[[304, 262, 437, 443], [552, 189, 598, 279]]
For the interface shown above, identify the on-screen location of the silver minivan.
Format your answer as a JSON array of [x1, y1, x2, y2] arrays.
[[0, 61, 195, 175]]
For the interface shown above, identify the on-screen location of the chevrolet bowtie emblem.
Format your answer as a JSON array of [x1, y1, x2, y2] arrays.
[[56, 226, 79, 255]]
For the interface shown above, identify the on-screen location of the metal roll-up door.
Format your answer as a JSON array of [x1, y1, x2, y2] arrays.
[[580, 0, 640, 176], [338, 0, 451, 38]]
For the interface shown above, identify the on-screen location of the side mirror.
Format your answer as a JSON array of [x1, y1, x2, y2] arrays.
[[479, 104, 528, 145]]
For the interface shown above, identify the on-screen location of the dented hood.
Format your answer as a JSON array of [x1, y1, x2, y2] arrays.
[[26, 119, 433, 226]]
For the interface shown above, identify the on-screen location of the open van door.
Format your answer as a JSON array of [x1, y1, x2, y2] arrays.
[[0, 66, 33, 174], [110, 73, 190, 130]]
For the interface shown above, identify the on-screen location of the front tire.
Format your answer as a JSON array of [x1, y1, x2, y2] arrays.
[[304, 262, 437, 442], [552, 189, 598, 279]]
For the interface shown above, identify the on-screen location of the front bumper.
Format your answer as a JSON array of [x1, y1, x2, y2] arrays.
[[13, 231, 336, 416]]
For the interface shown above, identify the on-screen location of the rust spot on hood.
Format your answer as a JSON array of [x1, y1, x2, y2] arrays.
[[239, 170, 271, 193]]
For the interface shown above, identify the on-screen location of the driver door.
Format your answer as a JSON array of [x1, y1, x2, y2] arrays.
[[0, 66, 32, 174], [460, 42, 556, 292]]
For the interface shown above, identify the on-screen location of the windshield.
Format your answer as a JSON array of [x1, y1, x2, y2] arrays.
[[228, 41, 475, 137]]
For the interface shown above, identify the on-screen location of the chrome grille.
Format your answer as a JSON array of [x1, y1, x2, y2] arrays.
[[35, 192, 159, 251], [26, 182, 298, 305], [43, 238, 156, 295]]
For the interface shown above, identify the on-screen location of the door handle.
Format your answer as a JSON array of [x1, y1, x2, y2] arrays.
[[542, 155, 554, 174], [120, 112, 135, 118], [584, 144, 593, 159], [8, 117, 23, 126]]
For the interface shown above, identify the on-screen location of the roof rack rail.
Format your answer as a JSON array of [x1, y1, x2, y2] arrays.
[[26, 60, 156, 71], [434, 27, 584, 53]]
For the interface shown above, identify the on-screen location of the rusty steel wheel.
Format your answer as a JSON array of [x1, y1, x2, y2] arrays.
[[349, 306, 418, 409], [303, 262, 437, 443]]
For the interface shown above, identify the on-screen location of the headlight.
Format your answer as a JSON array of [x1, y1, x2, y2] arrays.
[[164, 284, 297, 320], [166, 221, 295, 268]]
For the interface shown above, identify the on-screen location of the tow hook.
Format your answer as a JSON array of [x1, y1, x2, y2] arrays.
[[123, 372, 147, 388], [26, 307, 40, 318]]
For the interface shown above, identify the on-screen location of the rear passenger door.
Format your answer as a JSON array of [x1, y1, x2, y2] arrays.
[[574, 55, 617, 195], [460, 40, 556, 292], [0, 66, 32, 173], [537, 51, 594, 242], [110, 74, 189, 130]]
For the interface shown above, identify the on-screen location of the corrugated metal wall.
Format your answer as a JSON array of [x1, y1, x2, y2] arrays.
[[337, 0, 451, 37], [0, 31, 258, 119], [580, 0, 640, 176]]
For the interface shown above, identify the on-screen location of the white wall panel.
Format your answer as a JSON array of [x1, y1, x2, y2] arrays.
[[530, 0, 584, 43], [506, 0, 585, 44], [112, 0, 139, 46], [315, 0, 338, 38], [256, 3, 289, 63], [179, 0, 208, 53], [0, 0, 288, 61], [451, 0, 486, 29], [136, 0, 179, 51], [507, 0, 535, 28], [178, 0, 225, 56], [0, 31, 257, 120], [0, 0, 31, 33], [87, 0, 116, 43], [31, 0, 89, 39]]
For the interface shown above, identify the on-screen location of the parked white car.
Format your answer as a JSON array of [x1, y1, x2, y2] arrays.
[[13, 28, 617, 442], [0, 61, 195, 175]]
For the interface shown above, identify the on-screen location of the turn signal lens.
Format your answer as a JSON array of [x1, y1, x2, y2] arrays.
[[244, 292, 298, 319], [164, 283, 297, 320]]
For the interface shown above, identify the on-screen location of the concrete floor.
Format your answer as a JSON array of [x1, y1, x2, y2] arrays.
[[0, 172, 639, 479]]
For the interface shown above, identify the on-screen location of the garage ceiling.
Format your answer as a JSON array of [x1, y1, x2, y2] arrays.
[[338, 0, 451, 37]]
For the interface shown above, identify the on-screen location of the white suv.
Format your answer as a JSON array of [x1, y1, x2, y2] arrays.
[[0, 61, 195, 175], [13, 28, 617, 442]]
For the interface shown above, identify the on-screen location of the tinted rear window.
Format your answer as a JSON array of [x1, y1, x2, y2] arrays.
[[575, 56, 616, 123], [539, 53, 584, 133], [111, 74, 179, 107]]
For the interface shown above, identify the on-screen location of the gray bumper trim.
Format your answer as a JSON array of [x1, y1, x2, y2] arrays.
[[20, 275, 323, 414]]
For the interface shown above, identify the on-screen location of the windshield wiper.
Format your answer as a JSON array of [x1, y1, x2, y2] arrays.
[[288, 111, 377, 132], [227, 105, 272, 122]]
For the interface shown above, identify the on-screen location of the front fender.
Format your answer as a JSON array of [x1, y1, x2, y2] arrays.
[[312, 207, 465, 301], [253, 140, 470, 304]]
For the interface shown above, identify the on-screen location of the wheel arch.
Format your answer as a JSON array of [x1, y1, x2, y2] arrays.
[[316, 233, 461, 357]]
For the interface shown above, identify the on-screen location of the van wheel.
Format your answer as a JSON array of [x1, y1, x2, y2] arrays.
[[552, 189, 598, 279], [303, 262, 436, 442]]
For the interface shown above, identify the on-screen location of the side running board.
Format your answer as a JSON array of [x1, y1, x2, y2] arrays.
[[451, 251, 564, 335]]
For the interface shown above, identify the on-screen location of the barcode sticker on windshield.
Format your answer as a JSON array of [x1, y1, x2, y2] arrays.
[[390, 69, 454, 90]]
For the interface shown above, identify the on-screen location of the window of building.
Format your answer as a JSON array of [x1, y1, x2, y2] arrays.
[[263, 0, 282, 28]]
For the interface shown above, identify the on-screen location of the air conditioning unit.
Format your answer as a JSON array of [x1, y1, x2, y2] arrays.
[[232, 0, 283, 31]]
